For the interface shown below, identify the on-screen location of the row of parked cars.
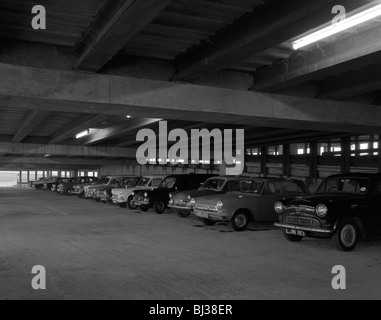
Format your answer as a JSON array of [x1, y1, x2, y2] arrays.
[[31, 172, 381, 252]]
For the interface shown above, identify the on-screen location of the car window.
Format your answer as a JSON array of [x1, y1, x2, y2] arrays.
[[239, 180, 264, 194], [317, 177, 370, 194], [226, 181, 241, 192], [268, 181, 282, 195], [374, 181, 381, 194], [283, 181, 303, 196], [159, 177, 177, 189], [201, 179, 225, 191], [152, 179, 163, 187]]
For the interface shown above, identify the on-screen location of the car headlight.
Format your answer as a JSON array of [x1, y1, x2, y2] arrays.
[[144, 192, 148, 198], [187, 195, 191, 200], [274, 202, 285, 214], [189, 198, 196, 207], [316, 204, 328, 217], [216, 201, 223, 212], [131, 192, 135, 196], [169, 199, 174, 206], [169, 193, 173, 199]]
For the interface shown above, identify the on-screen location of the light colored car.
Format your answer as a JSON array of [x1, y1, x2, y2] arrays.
[[112, 175, 167, 208], [85, 176, 137, 201], [72, 177, 102, 198], [194, 178, 307, 231], [96, 177, 140, 203], [168, 176, 252, 218]]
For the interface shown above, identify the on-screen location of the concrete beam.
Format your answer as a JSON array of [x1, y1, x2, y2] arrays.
[[0, 157, 128, 166], [1, 63, 381, 133], [12, 110, 51, 143], [82, 118, 162, 145], [0, 142, 136, 159], [75, 0, 174, 71], [49, 114, 110, 144], [173, 0, 370, 82], [251, 23, 381, 92], [319, 65, 381, 99]]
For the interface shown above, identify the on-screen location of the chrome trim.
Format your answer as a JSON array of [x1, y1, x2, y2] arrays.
[[274, 222, 333, 234], [168, 205, 192, 211]]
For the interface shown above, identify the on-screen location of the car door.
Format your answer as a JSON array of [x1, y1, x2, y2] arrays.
[[368, 179, 381, 235], [259, 181, 283, 221]]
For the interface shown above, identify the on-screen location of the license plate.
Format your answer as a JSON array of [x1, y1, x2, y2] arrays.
[[196, 212, 209, 218], [286, 229, 306, 237]]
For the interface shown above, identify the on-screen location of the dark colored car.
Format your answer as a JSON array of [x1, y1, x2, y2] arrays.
[[32, 178, 46, 189], [132, 174, 217, 214], [45, 177, 69, 192], [274, 173, 381, 251], [57, 177, 98, 195]]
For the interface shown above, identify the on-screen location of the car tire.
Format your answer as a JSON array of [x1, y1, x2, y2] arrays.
[[282, 229, 304, 242], [333, 220, 359, 252], [154, 200, 166, 214], [78, 192, 84, 199], [127, 196, 138, 210], [177, 211, 191, 218], [201, 218, 216, 226], [65, 189, 73, 195], [229, 210, 250, 231], [140, 207, 149, 212]]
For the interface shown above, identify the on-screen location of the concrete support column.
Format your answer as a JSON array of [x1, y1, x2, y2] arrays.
[[341, 137, 351, 173], [19, 171, 22, 187], [260, 147, 267, 176], [282, 144, 290, 177], [309, 142, 318, 180], [378, 136, 381, 172]]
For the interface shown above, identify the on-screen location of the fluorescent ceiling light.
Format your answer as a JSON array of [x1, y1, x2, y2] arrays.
[[292, 3, 381, 50], [76, 129, 99, 139]]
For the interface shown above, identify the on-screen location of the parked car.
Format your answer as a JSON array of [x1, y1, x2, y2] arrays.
[[85, 176, 138, 201], [45, 177, 69, 192], [168, 176, 252, 218], [194, 178, 307, 231], [97, 177, 140, 203], [32, 178, 47, 190], [133, 174, 216, 214], [57, 177, 96, 195], [132, 174, 217, 214], [274, 173, 381, 251], [72, 177, 101, 198], [30, 178, 45, 188], [111, 175, 167, 208]]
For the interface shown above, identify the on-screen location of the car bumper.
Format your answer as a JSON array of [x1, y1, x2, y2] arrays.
[[168, 205, 193, 213], [194, 210, 228, 221], [73, 189, 82, 195], [111, 195, 125, 204], [274, 222, 333, 234], [134, 199, 150, 207]]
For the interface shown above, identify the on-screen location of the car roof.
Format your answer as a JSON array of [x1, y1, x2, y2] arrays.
[[326, 172, 381, 179]]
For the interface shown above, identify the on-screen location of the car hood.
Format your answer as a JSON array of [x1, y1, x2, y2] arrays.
[[283, 193, 366, 207], [174, 189, 224, 200], [195, 192, 258, 205]]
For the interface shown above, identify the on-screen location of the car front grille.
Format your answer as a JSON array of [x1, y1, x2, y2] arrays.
[[194, 203, 218, 212], [284, 217, 320, 228]]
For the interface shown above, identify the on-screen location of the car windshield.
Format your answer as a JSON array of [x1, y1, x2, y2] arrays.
[[237, 180, 264, 194], [102, 178, 111, 184], [200, 179, 225, 191], [70, 178, 81, 184], [316, 177, 370, 195], [121, 178, 139, 187], [136, 177, 151, 187], [159, 177, 177, 189]]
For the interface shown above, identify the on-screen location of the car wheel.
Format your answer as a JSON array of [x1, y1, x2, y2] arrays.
[[282, 229, 304, 242], [154, 200, 166, 214], [140, 207, 149, 212], [78, 192, 84, 199], [229, 211, 250, 231], [333, 220, 359, 252], [127, 196, 138, 210], [177, 211, 191, 218], [201, 218, 216, 226], [66, 189, 73, 195]]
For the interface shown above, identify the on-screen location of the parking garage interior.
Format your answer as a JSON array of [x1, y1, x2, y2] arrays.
[[1, 0, 381, 301]]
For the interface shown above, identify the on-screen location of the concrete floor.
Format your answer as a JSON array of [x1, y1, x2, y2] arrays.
[[0, 188, 380, 300]]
